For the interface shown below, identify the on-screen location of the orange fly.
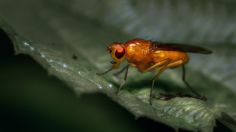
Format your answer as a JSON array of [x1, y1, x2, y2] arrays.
[[97, 38, 212, 104]]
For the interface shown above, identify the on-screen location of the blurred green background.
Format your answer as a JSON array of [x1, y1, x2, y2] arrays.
[[0, 0, 236, 132]]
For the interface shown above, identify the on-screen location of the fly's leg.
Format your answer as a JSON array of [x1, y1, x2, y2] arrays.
[[182, 65, 199, 96], [97, 60, 120, 75], [149, 59, 170, 105], [96, 67, 114, 75], [113, 65, 129, 76], [139, 59, 170, 105], [116, 65, 130, 95], [182, 65, 207, 101], [150, 66, 169, 105]]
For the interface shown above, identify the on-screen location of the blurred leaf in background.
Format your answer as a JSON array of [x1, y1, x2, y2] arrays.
[[0, 0, 236, 132]]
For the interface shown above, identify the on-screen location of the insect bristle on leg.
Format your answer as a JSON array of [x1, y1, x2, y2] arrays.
[[97, 38, 212, 105]]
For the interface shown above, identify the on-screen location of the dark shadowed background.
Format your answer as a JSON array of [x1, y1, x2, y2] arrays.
[[0, 0, 236, 132]]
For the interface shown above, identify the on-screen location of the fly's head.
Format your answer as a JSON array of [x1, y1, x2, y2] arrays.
[[107, 43, 126, 69]]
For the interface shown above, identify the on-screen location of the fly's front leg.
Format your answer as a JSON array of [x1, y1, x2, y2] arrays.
[[113, 64, 129, 76], [96, 67, 113, 75], [96, 60, 121, 75], [116, 65, 130, 95]]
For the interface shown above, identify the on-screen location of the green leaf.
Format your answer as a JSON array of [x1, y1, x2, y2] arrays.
[[0, 0, 236, 131]]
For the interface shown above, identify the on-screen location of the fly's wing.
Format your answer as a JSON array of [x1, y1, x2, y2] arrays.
[[151, 41, 212, 54]]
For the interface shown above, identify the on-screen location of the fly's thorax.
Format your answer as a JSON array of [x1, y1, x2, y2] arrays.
[[124, 39, 152, 63]]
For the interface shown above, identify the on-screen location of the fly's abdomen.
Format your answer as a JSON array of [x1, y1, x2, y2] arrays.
[[152, 50, 189, 68]]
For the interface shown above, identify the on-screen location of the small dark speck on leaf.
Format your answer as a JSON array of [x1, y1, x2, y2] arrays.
[[72, 54, 77, 60]]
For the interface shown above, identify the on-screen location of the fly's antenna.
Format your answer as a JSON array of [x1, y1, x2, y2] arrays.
[[106, 45, 109, 51]]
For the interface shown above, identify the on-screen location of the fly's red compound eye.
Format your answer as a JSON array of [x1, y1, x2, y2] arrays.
[[115, 48, 125, 59]]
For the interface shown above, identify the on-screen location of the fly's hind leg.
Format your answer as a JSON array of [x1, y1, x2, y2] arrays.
[[182, 65, 207, 101], [182, 65, 200, 96]]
